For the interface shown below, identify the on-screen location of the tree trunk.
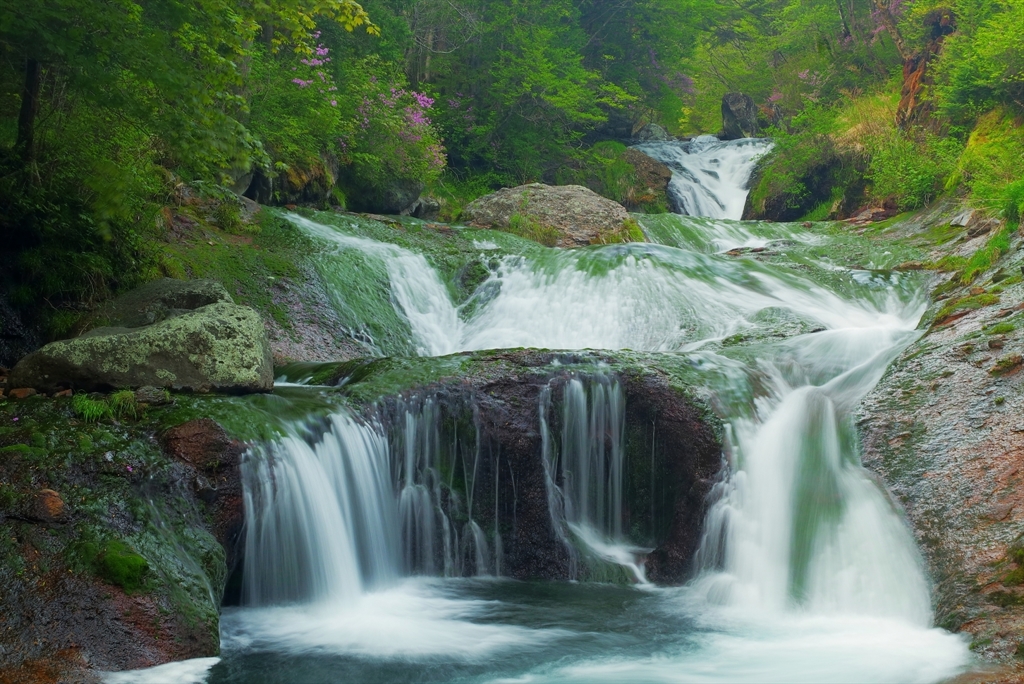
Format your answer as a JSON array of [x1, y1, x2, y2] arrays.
[[16, 58, 42, 165], [871, 0, 910, 60]]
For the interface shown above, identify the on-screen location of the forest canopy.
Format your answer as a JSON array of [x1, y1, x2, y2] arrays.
[[1, 0, 1022, 329]]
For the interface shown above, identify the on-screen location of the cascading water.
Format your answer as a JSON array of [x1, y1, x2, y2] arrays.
[[175, 146, 974, 684], [634, 135, 772, 219]]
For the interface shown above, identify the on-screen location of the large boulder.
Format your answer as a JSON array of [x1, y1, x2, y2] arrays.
[[720, 92, 760, 140], [11, 281, 273, 394], [462, 183, 640, 248]]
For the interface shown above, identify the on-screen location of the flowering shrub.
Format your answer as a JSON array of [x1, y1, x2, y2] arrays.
[[340, 64, 446, 191]]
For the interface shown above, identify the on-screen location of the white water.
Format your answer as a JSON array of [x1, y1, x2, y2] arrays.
[[634, 136, 773, 219], [203, 167, 973, 681]]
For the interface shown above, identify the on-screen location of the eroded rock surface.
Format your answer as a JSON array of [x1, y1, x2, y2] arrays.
[[462, 183, 638, 248], [857, 209, 1024, 662]]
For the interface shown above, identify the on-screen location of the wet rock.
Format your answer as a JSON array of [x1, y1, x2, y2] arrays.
[[633, 123, 672, 142], [10, 301, 273, 394], [720, 92, 760, 140], [134, 385, 172, 406], [31, 489, 66, 523], [7, 388, 36, 399], [328, 350, 722, 583], [160, 419, 245, 573], [161, 418, 244, 473], [404, 194, 441, 220], [621, 148, 673, 212], [53, 389, 73, 398], [462, 183, 637, 248], [344, 177, 425, 215]]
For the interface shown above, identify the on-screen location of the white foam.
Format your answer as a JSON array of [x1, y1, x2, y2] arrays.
[[102, 657, 219, 684], [221, 578, 569, 660]]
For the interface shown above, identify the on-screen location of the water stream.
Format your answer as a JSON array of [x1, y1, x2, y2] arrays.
[[139, 138, 971, 683]]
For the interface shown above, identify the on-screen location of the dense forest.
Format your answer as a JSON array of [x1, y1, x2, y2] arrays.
[[1, 0, 1022, 336]]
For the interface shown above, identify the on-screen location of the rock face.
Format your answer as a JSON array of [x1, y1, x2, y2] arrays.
[[345, 177, 425, 215], [720, 92, 760, 140], [10, 280, 273, 394], [160, 419, 246, 580], [0, 398, 242, 681], [317, 350, 723, 583], [462, 183, 637, 248]]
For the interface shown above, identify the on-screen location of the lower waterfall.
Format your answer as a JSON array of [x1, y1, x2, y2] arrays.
[[202, 210, 972, 681]]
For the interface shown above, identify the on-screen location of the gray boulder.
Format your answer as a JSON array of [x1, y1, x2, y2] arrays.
[[11, 281, 273, 394], [462, 183, 640, 248], [720, 92, 760, 140], [634, 123, 672, 142]]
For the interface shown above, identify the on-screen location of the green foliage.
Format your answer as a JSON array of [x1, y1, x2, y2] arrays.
[[72, 394, 112, 424], [867, 129, 962, 211]]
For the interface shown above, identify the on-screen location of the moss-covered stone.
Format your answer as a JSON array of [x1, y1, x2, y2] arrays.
[[11, 302, 273, 393]]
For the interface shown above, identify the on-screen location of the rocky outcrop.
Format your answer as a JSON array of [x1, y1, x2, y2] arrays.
[[10, 280, 273, 394], [462, 183, 640, 248], [621, 148, 673, 212], [720, 92, 760, 140], [0, 397, 243, 681], [344, 177, 425, 215], [160, 419, 245, 580], [858, 208, 1024, 661]]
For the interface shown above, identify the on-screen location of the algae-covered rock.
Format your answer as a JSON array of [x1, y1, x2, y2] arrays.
[[11, 302, 273, 393], [462, 183, 640, 248]]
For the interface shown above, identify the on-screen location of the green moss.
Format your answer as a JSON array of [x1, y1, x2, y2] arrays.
[[96, 539, 149, 593], [986, 321, 1016, 335], [505, 213, 561, 247], [935, 293, 1000, 322], [990, 354, 1023, 376]]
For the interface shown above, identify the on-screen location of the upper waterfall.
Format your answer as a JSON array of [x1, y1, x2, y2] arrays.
[[634, 135, 772, 220]]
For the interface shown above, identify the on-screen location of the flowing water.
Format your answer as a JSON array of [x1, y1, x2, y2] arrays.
[[121, 138, 972, 683]]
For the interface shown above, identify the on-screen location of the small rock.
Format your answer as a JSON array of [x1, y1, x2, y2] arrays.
[[950, 209, 975, 227], [895, 261, 925, 271], [8, 388, 37, 399], [161, 418, 245, 473], [135, 386, 172, 406], [53, 389, 73, 398], [970, 286, 986, 296], [32, 489, 66, 523], [989, 337, 1006, 350]]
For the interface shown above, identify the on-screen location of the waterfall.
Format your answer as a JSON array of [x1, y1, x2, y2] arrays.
[[241, 413, 399, 605], [634, 135, 773, 219], [242, 397, 508, 605], [214, 149, 971, 682], [539, 375, 648, 582]]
